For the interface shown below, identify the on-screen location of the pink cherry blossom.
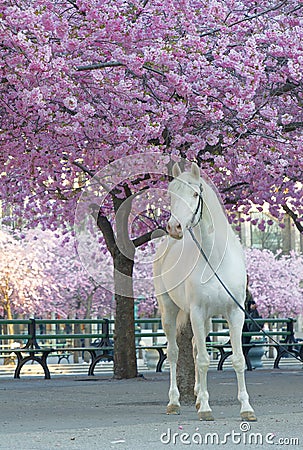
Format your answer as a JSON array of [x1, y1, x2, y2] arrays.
[[246, 248, 303, 317]]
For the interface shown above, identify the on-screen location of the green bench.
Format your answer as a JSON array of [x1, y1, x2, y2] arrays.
[[0, 317, 301, 379], [0, 319, 115, 379], [133, 317, 303, 372], [208, 317, 303, 370]]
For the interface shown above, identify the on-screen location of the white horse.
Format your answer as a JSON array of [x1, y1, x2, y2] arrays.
[[153, 162, 256, 421]]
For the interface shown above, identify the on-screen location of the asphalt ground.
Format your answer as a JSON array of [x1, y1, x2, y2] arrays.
[[0, 368, 302, 450]]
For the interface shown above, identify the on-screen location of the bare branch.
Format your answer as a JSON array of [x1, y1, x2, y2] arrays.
[[71, 159, 96, 177], [92, 208, 117, 256], [77, 61, 125, 71], [282, 205, 303, 233], [133, 227, 167, 247], [65, 157, 113, 194], [229, 0, 288, 27], [221, 182, 250, 194], [76, 61, 166, 77], [281, 122, 303, 132], [271, 81, 300, 96], [200, 0, 288, 37], [132, 0, 150, 22]]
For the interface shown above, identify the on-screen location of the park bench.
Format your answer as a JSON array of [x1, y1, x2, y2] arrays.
[[207, 317, 303, 371], [0, 319, 115, 379], [0, 317, 302, 379], [135, 317, 303, 372], [0, 318, 166, 378]]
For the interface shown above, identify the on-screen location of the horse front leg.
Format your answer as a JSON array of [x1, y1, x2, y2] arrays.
[[228, 311, 257, 422], [193, 317, 211, 399], [166, 333, 180, 414], [159, 296, 180, 414], [190, 312, 214, 421]]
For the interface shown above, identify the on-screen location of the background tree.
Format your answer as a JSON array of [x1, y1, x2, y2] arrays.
[[0, 227, 114, 319], [0, 228, 55, 323], [45, 231, 114, 319], [246, 248, 303, 317]]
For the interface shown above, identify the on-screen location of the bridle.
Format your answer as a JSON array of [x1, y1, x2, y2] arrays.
[[189, 183, 204, 228]]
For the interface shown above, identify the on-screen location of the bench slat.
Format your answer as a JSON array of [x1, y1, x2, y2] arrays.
[[0, 317, 300, 378]]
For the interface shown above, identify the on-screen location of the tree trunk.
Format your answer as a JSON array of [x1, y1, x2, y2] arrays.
[[81, 164, 165, 380], [176, 319, 195, 405], [282, 215, 291, 254], [4, 294, 15, 365], [4, 293, 14, 335], [73, 322, 80, 364], [83, 292, 94, 363], [113, 252, 137, 379]]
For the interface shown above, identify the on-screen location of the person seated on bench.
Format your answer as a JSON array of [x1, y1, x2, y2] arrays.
[[242, 276, 263, 345]]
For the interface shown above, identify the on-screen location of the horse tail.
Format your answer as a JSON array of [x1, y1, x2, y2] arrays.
[[176, 310, 189, 332]]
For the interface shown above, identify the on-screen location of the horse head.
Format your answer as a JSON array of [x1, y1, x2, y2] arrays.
[[167, 162, 203, 239]]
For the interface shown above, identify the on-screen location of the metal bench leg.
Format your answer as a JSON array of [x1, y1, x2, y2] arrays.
[[274, 345, 300, 369], [88, 351, 114, 376], [155, 348, 167, 372], [242, 346, 253, 371], [217, 350, 232, 370], [244, 352, 253, 371], [214, 346, 229, 370], [14, 354, 51, 380]]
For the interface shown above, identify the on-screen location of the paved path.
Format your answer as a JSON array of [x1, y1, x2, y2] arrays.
[[0, 368, 302, 449]]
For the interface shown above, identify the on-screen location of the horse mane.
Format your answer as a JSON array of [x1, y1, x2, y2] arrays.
[[200, 171, 228, 220]]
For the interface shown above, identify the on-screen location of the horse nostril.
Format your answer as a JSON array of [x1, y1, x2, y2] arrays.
[[167, 222, 182, 237]]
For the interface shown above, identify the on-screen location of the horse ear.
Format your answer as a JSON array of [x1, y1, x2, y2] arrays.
[[191, 162, 200, 180], [172, 163, 182, 178]]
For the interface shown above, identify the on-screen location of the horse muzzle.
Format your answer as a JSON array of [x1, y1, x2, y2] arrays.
[[166, 221, 183, 240]]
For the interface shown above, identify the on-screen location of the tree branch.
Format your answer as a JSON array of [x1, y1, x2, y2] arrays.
[[200, 0, 288, 37], [281, 121, 303, 133], [271, 81, 300, 96], [221, 182, 250, 194], [229, 0, 288, 27], [70, 159, 96, 177], [76, 61, 166, 77], [282, 205, 303, 233], [133, 227, 167, 247], [65, 157, 114, 194], [95, 210, 117, 257], [77, 61, 125, 71]]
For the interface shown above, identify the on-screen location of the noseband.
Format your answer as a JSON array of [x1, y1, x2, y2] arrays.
[[190, 183, 204, 228]]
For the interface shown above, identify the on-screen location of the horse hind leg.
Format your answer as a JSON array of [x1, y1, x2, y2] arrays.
[[228, 312, 257, 422], [192, 337, 199, 398], [158, 294, 181, 415]]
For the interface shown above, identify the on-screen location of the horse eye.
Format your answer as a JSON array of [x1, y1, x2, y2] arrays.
[[193, 192, 199, 198]]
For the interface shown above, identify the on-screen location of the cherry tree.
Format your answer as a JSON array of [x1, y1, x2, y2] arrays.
[[44, 231, 114, 319], [1, 0, 302, 228], [1, 0, 303, 378], [246, 248, 303, 317], [0, 228, 55, 322], [0, 227, 113, 319]]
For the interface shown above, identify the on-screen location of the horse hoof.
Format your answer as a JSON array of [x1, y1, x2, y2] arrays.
[[241, 411, 257, 422], [166, 404, 180, 415], [198, 411, 214, 421]]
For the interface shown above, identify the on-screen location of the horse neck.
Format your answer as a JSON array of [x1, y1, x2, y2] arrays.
[[193, 182, 232, 259]]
